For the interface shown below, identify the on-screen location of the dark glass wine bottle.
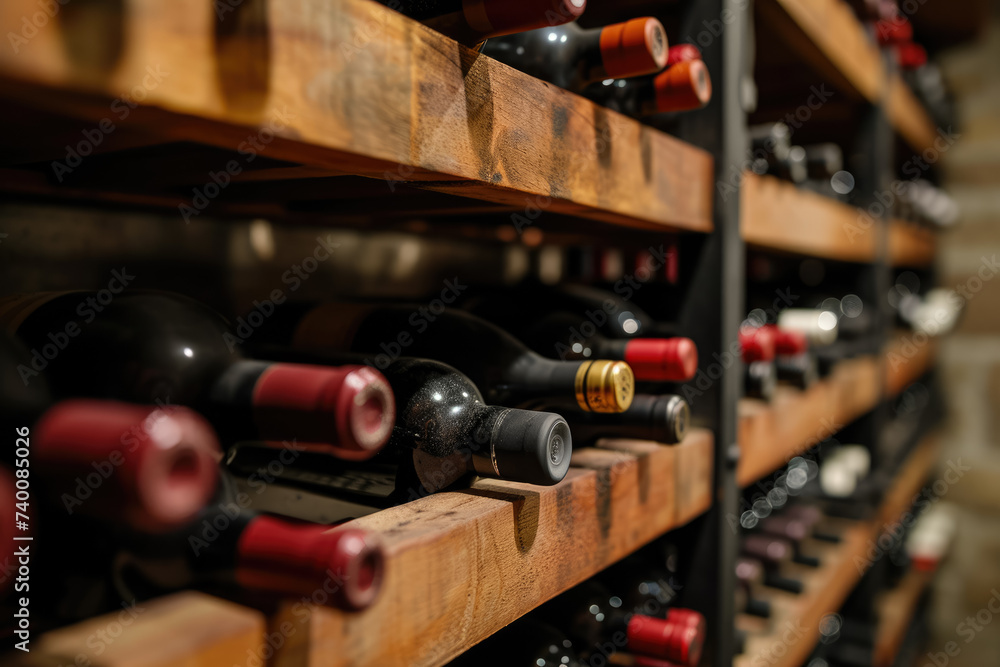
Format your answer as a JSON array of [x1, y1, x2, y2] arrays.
[[481, 17, 667, 92], [566, 394, 689, 445], [241, 350, 572, 492], [1, 332, 220, 532], [462, 301, 697, 382], [449, 620, 582, 666], [740, 536, 803, 593], [583, 59, 712, 116], [258, 301, 634, 414], [539, 580, 704, 665], [110, 504, 385, 611], [377, 0, 587, 45], [0, 292, 395, 460]]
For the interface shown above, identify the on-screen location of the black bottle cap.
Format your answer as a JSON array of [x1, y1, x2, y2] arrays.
[[492, 410, 572, 485], [652, 394, 690, 444]]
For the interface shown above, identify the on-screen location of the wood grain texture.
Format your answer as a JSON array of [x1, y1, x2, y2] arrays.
[[741, 172, 878, 263], [268, 431, 714, 667], [6, 593, 265, 667], [0, 0, 713, 233], [873, 568, 934, 666], [888, 219, 937, 268], [736, 434, 942, 667]]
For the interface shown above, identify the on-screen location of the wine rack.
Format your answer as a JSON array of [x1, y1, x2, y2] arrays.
[[0, 0, 960, 664]]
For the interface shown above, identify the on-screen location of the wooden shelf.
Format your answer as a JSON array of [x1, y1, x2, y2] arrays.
[[5, 592, 266, 666], [736, 433, 942, 667], [265, 430, 713, 667], [887, 76, 940, 156], [738, 334, 936, 487], [741, 172, 878, 263], [889, 220, 937, 268], [755, 0, 938, 153], [0, 0, 713, 234], [873, 568, 934, 666]]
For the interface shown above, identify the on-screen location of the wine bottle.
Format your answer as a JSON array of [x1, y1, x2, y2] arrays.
[[258, 301, 634, 414], [566, 394, 689, 445], [481, 17, 668, 92], [734, 558, 772, 617], [449, 620, 582, 666], [463, 300, 697, 382], [761, 325, 818, 389], [0, 292, 395, 459], [739, 536, 803, 593], [2, 333, 220, 532], [242, 350, 572, 491], [538, 580, 704, 665], [754, 514, 821, 567], [111, 505, 385, 611], [34, 400, 221, 532], [377, 0, 587, 45], [0, 467, 16, 595], [584, 59, 712, 115]]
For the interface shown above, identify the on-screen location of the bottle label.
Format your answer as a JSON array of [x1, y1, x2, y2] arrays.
[[291, 303, 373, 351]]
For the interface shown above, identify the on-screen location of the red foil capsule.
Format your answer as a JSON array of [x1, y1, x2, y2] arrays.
[[34, 400, 220, 532]]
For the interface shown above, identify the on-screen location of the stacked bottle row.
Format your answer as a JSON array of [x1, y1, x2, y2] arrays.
[[448, 540, 705, 667], [371, 0, 713, 118], [0, 286, 703, 633]]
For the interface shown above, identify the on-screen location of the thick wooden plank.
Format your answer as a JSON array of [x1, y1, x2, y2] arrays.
[[884, 333, 937, 398], [873, 568, 934, 667], [737, 434, 942, 667], [887, 75, 941, 155], [269, 430, 714, 667], [738, 356, 881, 487], [757, 0, 883, 102], [0, 0, 713, 233], [888, 220, 936, 268], [741, 172, 878, 262], [756, 0, 938, 153], [5, 593, 265, 666]]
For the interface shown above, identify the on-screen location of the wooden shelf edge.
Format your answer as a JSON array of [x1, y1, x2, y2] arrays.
[[759, 0, 884, 103], [8, 593, 266, 666], [889, 220, 937, 268], [887, 75, 941, 155], [268, 430, 714, 667], [737, 433, 942, 667], [0, 0, 713, 234], [739, 333, 937, 488], [873, 568, 935, 666], [742, 172, 878, 263]]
